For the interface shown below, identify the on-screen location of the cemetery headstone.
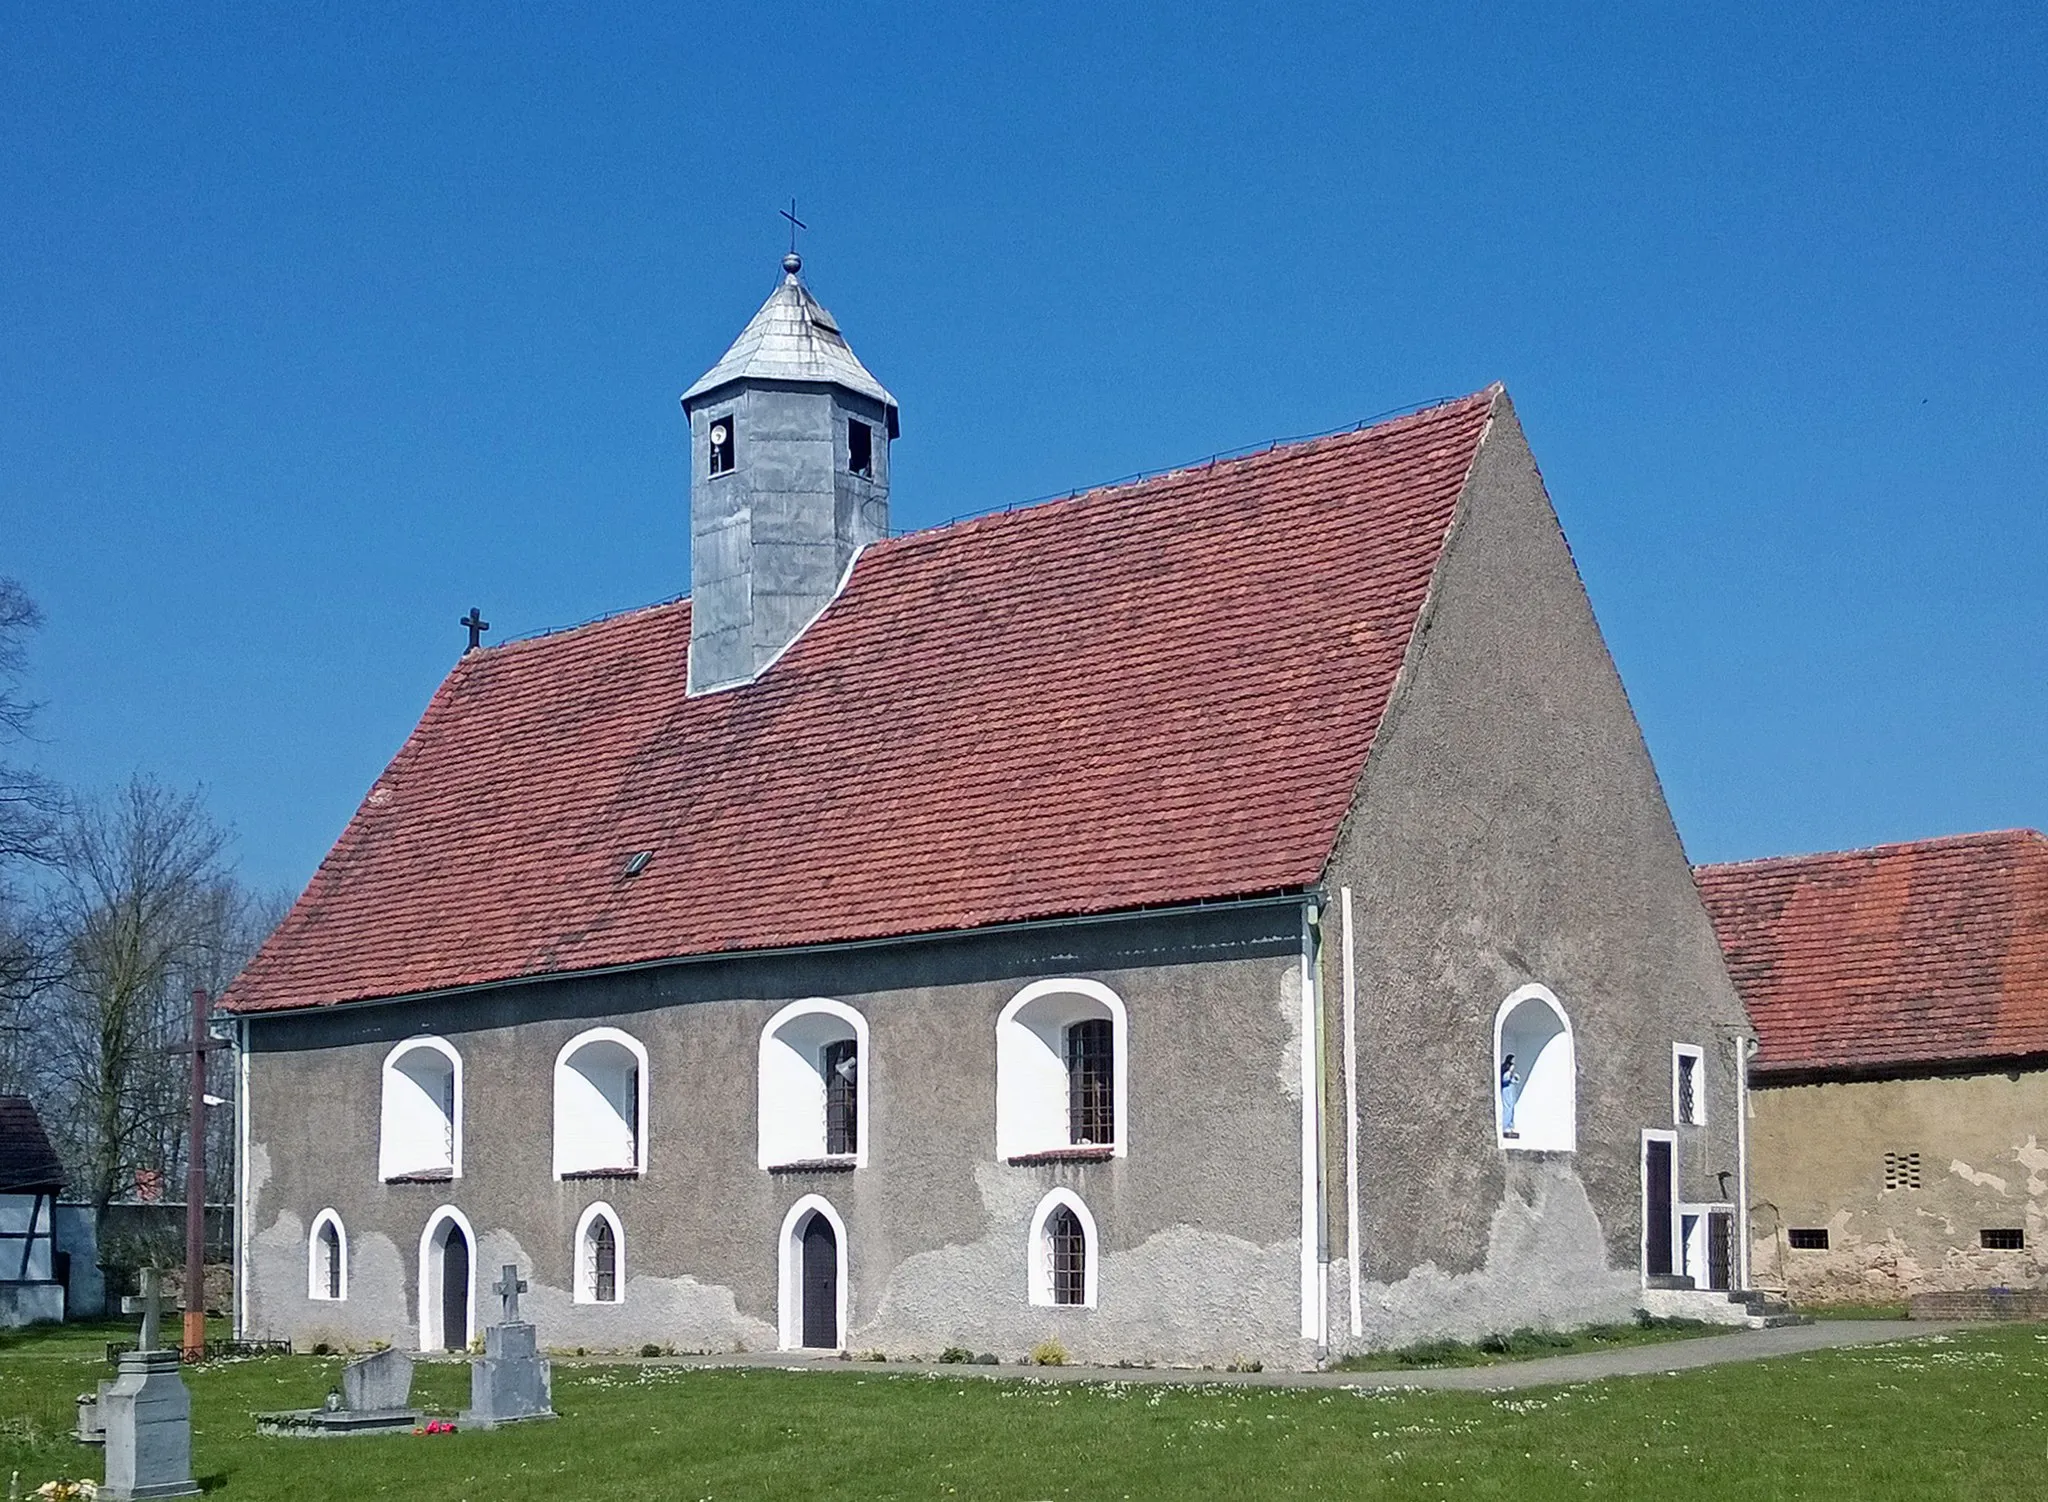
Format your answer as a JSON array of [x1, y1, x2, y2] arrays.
[[99, 1268, 200, 1499], [255, 1347, 421, 1438], [460, 1265, 555, 1429]]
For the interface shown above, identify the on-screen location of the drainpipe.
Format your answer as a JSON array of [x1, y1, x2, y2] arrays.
[[1299, 900, 1327, 1347], [235, 1018, 250, 1341], [1340, 887, 1362, 1339], [1734, 1033, 1754, 1291]]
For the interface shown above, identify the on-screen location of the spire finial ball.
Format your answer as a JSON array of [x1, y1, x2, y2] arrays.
[[783, 251, 802, 276]]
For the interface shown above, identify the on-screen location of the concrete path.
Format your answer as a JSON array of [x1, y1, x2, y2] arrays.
[[640, 1320, 1966, 1393]]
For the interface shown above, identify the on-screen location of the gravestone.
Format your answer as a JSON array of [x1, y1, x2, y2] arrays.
[[460, 1265, 555, 1429], [255, 1348, 421, 1438], [99, 1269, 200, 1499]]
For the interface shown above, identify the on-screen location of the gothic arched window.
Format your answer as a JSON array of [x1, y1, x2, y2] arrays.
[[308, 1209, 347, 1301], [1028, 1188, 1098, 1308], [575, 1202, 625, 1305]]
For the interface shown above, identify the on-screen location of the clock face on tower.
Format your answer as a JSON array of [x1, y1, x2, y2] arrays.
[[709, 416, 735, 476]]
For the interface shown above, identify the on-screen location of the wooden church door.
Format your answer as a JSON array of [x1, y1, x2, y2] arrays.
[[442, 1230, 470, 1351], [800, 1215, 838, 1349]]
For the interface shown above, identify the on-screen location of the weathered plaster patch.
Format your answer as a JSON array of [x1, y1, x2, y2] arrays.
[[248, 1213, 413, 1350], [1343, 1158, 1637, 1351], [2014, 1135, 2048, 1198], [1276, 966, 1303, 1101], [1948, 1159, 2009, 1195], [473, 1228, 771, 1355]]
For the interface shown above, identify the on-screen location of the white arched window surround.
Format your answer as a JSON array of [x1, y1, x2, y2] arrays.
[[380, 1035, 463, 1182], [995, 979, 1129, 1161], [1493, 984, 1577, 1153], [308, 1208, 348, 1302], [417, 1204, 476, 1353], [1027, 1187, 1099, 1309], [776, 1194, 849, 1352], [553, 1027, 650, 1179], [758, 999, 870, 1170], [574, 1201, 626, 1305]]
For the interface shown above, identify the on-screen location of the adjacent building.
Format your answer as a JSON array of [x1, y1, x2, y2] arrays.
[[0, 1095, 67, 1327], [222, 257, 1754, 1365], [1698, 829, 2048, 1303]]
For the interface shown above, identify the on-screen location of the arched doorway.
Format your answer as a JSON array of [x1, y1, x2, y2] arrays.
[[777, 1195, 847, 1351], [801, 1214, 838, 1349], [418, 1207, 476, 1352]]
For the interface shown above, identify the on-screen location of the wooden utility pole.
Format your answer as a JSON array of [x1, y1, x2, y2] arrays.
[[179, 988, 227, 1360]]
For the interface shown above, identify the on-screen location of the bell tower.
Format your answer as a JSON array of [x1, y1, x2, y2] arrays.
[[681, 252, 899, 694]]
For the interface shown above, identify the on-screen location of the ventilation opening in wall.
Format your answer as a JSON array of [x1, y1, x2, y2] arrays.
[[709, 415, 736, 475], [848, 419, 873, 478], [1883, 1151, 1922, 1191], [1980, 1228, 2026, 1251], [1787, 1228, 1830, 1250]]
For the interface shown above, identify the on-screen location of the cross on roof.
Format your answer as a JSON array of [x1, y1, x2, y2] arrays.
[[780, 199, 807, 257], [121, 1266, 166, 1352], [493, 1264, 528, 1324], [460, 608, 490, 655]]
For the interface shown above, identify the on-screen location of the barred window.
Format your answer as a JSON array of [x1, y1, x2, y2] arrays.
[[1883, 1152, 1922, 1191], [1066, 1020, 1114, 1147], [1787, 1228, 1830, 1250], [320, 1222, 342, 1300], [823, 1039, 859, 1157], [1047, 1206, 1087, 1307], [1980, 1228, 2025, 1251], [588, 1216, 617, 1303]]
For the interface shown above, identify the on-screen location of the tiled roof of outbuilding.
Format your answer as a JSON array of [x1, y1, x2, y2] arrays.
[[222, 389, 1502, 1015], [0, 1096, 65, 1194], [1696, 829, 2048, 1077]]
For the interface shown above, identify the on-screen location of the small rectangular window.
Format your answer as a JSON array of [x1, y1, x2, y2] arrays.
[[847, 419, 873, 478], [1883, 1152, 1921, 1191], [823, 1039, 858, 1156], [1980, 1228, 2025, 1251], [1065, 1019, 1114, 1147], [1673, 1045, 1704, 1126], [1787, 1228, 1830, 1250], [708, 413, 736, 476]]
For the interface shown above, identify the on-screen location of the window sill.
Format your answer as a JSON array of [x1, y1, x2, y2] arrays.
[[766, 1157, 859, 1175], [560, 1167, 643, 1180], [383, 1169, 455, 1184], [1007, 1146, 1116, 1166]]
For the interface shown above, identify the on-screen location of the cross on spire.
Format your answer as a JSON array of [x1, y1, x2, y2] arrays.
[[460, 607, 490, 655], [493, 1264, 528, 1324], [780, 199, 807, 275]]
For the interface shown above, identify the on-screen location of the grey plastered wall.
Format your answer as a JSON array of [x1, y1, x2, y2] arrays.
[[241, 905, 1313, 1366], [1317, 395, 1754, 1350]]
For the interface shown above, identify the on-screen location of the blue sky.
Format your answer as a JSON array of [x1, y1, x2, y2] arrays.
[[4, 3, 2044, 895]]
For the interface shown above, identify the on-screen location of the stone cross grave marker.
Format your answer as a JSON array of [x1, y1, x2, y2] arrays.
[[120, 1268, 166, 1353], [494, 1265, 528, 1324]]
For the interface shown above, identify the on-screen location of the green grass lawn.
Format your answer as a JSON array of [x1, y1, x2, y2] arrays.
[[2, 1322, 2042, 1499], [1328, 1313, 1720, 1371]]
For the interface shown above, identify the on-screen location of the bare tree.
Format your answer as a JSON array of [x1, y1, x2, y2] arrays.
[[40, 777, 232, 1214], [0, 578, 59, 1090]]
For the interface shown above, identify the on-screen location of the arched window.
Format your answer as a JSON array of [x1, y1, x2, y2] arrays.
[[996, 980, 1128, 1161], [758, 1000, 869, 1170], [554, 1028, 649, 1178], [574, 1202, 625, 1305], [308, 1209, 347, 1302], [1494, 985, 1576, 1152], [1028, 1188, 1098, 1308], [417, 1205, 476, 1352], [380, 1037, 462, 1181], [777, 1195, 848, 1351]]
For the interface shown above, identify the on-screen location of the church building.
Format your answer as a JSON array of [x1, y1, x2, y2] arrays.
[[222, 254, 1755, 1366]]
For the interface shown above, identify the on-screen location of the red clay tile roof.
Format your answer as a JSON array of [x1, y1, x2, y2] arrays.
[[0, 1095, 65, 1193], [1696, 830, 2048, 1077], [223, 390, 1501, 1014]]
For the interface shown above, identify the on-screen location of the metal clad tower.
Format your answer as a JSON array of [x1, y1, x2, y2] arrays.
[[681, 252, 899, 694]]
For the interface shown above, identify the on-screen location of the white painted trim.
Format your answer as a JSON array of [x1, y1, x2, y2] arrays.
[[573, 1201, 626, 1305], [417, 1205, 477, 1353], [1671, 1042, 1706, 1127], [777, 1194, 849, 1352], [234, 1018, 250, 1340], [1639, 1129, 1679, 1287], [308, 1208, 348, 1301], [1677, 1199, 1737, 1289], [1027, 1187, 1099, 1309], [757, 998, 871, 1170], [380, 1035, 463, 1181], [1340, 887, 1361, 1339], [1735, 1035, 1754, 1290], [995, 979, 1128, 1160], [553, 1026, 651, 1179], [1299, 903, 1324, 1343], [1492, 984, 1576, 1153]]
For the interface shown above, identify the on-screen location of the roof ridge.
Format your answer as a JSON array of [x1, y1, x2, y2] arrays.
[[1696, 827, 2047, 875]]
